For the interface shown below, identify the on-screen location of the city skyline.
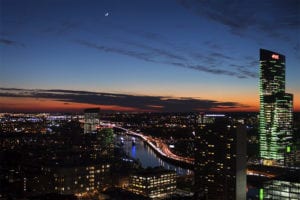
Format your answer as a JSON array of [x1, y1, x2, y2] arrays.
[[1, 0, 300, 112]]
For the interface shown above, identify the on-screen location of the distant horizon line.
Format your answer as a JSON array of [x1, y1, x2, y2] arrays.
[[1, 110, 300, 114], [0, 87, 299, 112]]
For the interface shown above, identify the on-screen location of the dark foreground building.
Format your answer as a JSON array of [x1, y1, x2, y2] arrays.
[[194, 117, 247, 200]]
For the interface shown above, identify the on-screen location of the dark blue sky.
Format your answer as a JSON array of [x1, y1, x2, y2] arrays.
[[1, 0, 299, 112]]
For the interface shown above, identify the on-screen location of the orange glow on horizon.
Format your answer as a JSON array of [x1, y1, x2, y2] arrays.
[[0, 96, 299, 113], [0, 97, 146, 112]]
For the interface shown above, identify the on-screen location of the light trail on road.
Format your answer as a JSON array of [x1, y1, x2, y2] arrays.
[[114, 126, 277, 177]]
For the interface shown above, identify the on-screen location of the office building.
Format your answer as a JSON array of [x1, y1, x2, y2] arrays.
[[128, 167, 176, 199], [259, 49, 294, 166], [194, 118, 247, 200], [260, 172, 300, 199], [198, 113, 225, 124], [20, 160, 111, 196], [84, 108, 100, 134], [51, 163, 111, 195]]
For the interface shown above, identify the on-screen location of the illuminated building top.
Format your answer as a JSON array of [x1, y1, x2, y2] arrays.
[[259, 49, 293, 166]]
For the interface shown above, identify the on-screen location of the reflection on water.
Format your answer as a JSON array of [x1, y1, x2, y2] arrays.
[[117, 135, 192, 175], [131, 145, 136, 158]]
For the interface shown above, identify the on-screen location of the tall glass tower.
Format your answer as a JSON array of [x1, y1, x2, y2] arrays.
[[259, 49, 293, 166]]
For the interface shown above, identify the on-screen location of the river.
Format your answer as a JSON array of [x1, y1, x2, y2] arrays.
[[116, 135, 192, 175]]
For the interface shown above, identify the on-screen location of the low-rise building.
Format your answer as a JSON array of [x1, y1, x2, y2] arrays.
[[128, 167, 176, 199]]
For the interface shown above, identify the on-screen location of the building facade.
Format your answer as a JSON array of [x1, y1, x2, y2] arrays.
[[128, 167, 176, 199], [51, 163, 111, 195], [260, 172, 300, 200], [84, 108, 100, 134], [194, 118, 247, 200], [20, 158, 111, 196], [259, 49, 294, 166]]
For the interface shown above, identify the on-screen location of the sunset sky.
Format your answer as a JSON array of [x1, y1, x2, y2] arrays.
[[1, 0, 299, 112]]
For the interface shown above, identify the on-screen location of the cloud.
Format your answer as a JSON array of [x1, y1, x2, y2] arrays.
[[209, 52, 232, 60], [188, 49, 258, 78], [119, 40, 187, 62], [104, 22, 179, 49], [178, 0, 255, 33], [0, 38, 25, 47], [229, 61, 259, 78], [186, 64, 247, 79], [75, 19, 254, 78], [42, 21, 79, 35], [75, 39, 157, 63], [168, 60, 249, 78], [0, 88, 249, 112], [75, 39, 257, 79], [235, 67, 258, 78], [178, 0, 300, 39], [12, 8, 257, 80], [203, 41, 223, 50], [293, 43, 300, 60]]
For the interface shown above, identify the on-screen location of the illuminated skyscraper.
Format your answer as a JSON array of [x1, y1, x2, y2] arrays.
[[259, 49, 293, 166]]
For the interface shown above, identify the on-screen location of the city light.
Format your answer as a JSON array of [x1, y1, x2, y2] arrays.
[[1, 0, 299, 199]]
